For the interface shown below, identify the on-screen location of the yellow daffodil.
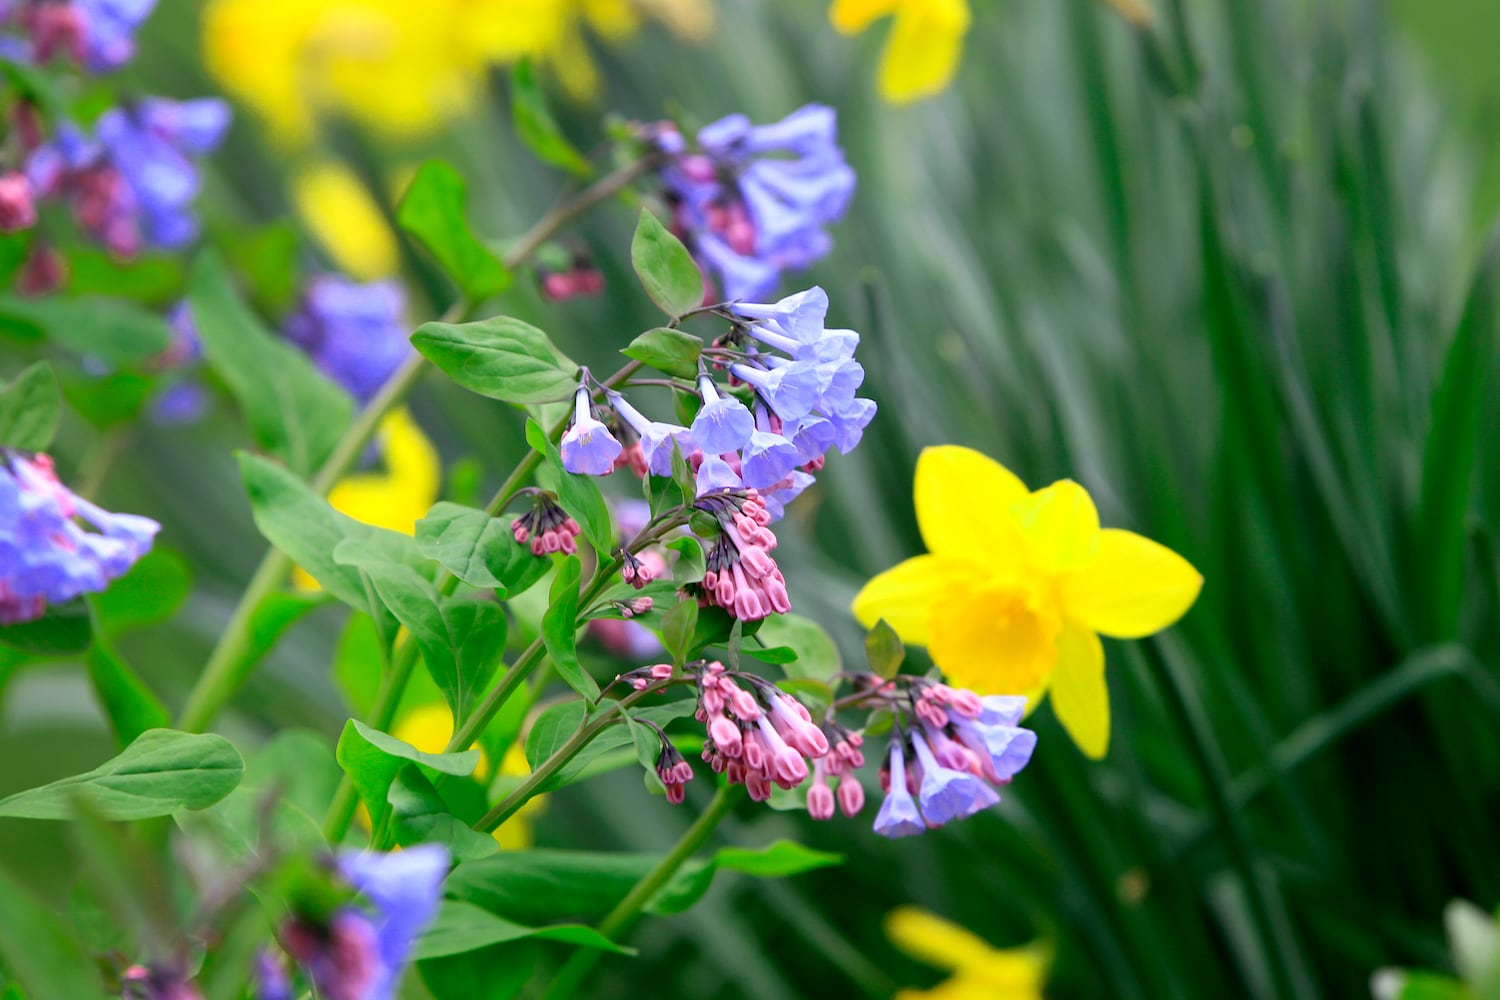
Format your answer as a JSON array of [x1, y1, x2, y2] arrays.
[[292, 160, 399, 281], [852, 446, 1202, 758], [830, 0, 972, 104], [292, 407, 439, 590], [392, 702, 547, 849], [204, 0, 714, 143], [886, 906, 1048, 1000]]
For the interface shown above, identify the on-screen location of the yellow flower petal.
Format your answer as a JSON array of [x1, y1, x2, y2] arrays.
[[293, 161, 399, 281], [1061, 529, 1203, 639], [879, 0, 971, 103], [851, 554, 986, 646], [1013, 479, 1100, 573], [1049, 624, 1109, 758], [928, 583, 1060, 693], [914, 446, 1029, 560], [886, 906, 1000, 972], [581, 0, 640, 40], [829, 0, 901, 34]]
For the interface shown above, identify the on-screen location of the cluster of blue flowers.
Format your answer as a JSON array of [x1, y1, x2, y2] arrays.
[[285, 274, 412, 404], [872, 686, 1037, 838], [0, 0, 154, 72], [562, 285, 874, 519], [653, 104, 856, 301], [257, 845, 448, 1000], [0, 450, 159, 625], [27, 97, 230, 257]]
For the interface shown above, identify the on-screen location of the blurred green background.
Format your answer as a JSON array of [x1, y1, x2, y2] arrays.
[[6, 0, 1500, 996]]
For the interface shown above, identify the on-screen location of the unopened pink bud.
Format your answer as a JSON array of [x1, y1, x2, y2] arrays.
[[708, 715, 742, 756], [807, 782, 835, 820], [746, 772, 772, 802], [665, 781, 686, 804], [0, 173, 36, 232], [837, 776, 865, 817], [649, 663, 673, 679], [728, 686, 761, 721]]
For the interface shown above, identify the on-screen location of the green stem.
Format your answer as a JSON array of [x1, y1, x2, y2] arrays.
[[473, 679, 663, 833], [541, 785, 742, 1000], [174, 156, 656, 735]]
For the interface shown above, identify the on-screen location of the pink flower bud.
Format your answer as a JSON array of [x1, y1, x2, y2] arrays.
[[837, 776, 865, 817], [807, 782, 835, 820]]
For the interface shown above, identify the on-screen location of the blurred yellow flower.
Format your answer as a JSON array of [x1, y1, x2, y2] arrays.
[[852, 446, 1202, 758], [203, 0, 714, 142], [292, 406, 438, 590], [292, 161, 399, 281], [830, 0, 972, 104], [886, 907, 1048, 1000], [392, 702, 547, 850]]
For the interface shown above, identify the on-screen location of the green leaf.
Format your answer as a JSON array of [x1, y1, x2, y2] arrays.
[[775, 677, 832, 714], [622, 327, 704, 379], [524, 701, 694, 792], [864, 619, 905, 679], [712, 840, 844, 878], [420, 941, 537, 1000], [397, 161, 511, 301], [413, 316, 578, 406], [388, 767, 498, 863], [0, 294, 171, 365], [86, 642, 170, 747], [69, 799, 176, 958], [1418, 232, 1500, 640], [239, 452, 400, 614], [754, 614, 842, 682], [509, 59, 591, 177], [0, 598, 92, 656], [631, 209, 704, 318], [661, 597, 699, 666], [190, 252, 353, 477], [0, 864, 109, 999], [334, 542, 508, 722], [541, 556, 599, 701], [416, 501, 551, 594], [528, 418, 614, 556], [664, 535, 704, 583], [0, 361, 59, 451], [0, 729, 243, 821], [415, 900, 633, 961], [89, 548, 192, 636], [336, 719, 481, 829]]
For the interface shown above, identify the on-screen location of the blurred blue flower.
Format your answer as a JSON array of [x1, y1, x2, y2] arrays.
[[656, 105, 855, 301], [0, 451, 158, 624], [26, 97, 228, 256], [909, 730, 1000, 825], [1, 0, 155, 71], [148, 302, 209, 425], [329, 844, 448, 1000], [284, 275, 410, 403]]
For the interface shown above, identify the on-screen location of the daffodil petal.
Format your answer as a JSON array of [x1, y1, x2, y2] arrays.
[[928, 584, 1059, 693], [878, 0, 971, 103], [1061, 529, 1203, 638], [885, 906, 1000, 972], [914, 445, 1030, 560], [829, 0, 901, 34], [852, 554, 983, 646], [1050, 624, 1109, 759], [1014, 479, 1100, 572], [293, 161, 399, 281]]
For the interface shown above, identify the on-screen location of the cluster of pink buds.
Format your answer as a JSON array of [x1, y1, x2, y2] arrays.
[[693, 661, 830, 802], [620, 548, 662, 589], [691, 487, 789, 622], [511, 493, 581, 557], [653, 741, 695, 804], [0, 172, 36, 232], [806, 721, 867, 820], [611, 596, 654, 619], [539, 261, 605, 301]]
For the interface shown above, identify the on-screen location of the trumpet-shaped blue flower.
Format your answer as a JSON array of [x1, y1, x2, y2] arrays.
[[285, 275, 410, 403], [730, 362, 823, 421], [827, 397, 877, 454], [695, 454, 743, 496], [1, 451, 158, 624], [608, 391, 693, 476], [910, 730, 1000, 826], [333, 845, 448, 1000], [873, 740, 925, 838], [952, 700, 1037, 782], [561, 385, 623, 476], [740, 427, 802, 490], [690, 375, 755, 455], [732, 287, 830, 344]]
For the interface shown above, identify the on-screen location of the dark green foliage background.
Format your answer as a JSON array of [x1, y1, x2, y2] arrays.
[[4, 0, 1500, 996]]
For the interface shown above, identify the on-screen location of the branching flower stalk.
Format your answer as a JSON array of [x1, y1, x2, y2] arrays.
[[176, 158, 659, 735]]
